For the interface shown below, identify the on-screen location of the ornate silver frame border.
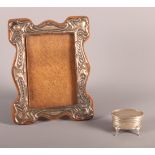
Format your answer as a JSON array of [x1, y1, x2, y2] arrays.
[[8, 16, 94, 124]]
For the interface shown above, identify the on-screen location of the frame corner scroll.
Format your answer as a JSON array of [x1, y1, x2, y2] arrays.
[[8, 16, 94, 125]]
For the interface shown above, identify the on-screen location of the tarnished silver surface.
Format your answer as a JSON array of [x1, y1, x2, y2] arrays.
[[9, 17, 94, 124], [112, 109, 144, 136]]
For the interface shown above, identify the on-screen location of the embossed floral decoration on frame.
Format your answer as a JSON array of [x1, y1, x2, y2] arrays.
[[9, 16, 94, 124]]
